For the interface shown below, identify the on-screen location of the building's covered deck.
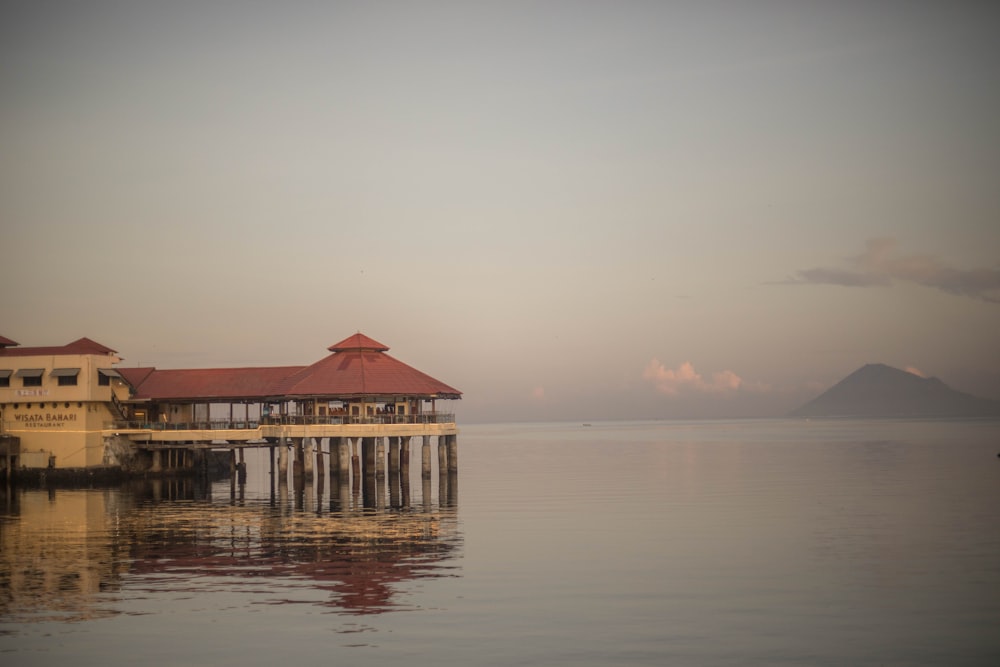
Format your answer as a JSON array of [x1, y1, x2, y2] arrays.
[[112, 333, 460, 442], [108, 334, 462, 480]]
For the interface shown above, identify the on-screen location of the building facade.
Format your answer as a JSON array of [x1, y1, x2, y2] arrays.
[[1, 333, 461, 473], [0, 337, 128, 468]]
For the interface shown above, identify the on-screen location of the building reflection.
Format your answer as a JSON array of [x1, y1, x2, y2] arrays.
[[0, 475, 460, 621], [0, 488, 132, 622]]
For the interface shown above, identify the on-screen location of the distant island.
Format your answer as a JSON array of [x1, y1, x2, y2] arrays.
[[790, 363, 1000, 418]]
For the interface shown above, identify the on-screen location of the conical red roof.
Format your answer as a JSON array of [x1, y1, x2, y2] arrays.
[[118, 333, 461, 401], [278, 333, 460, 398], [327, 333, 390, 352]]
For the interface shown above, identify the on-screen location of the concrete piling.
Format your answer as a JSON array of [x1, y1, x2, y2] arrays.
[[422, 435, 431, 478]]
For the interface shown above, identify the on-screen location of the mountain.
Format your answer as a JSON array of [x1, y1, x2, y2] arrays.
[[790, 363, 1000, 418]]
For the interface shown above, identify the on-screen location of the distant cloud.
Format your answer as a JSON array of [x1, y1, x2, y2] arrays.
[[780, 237, 1000, 303], [643, 359, 743, 396], [904, 366, 926, 378]]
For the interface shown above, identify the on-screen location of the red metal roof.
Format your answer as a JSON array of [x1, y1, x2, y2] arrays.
[[327, 333, 389, 352], [277, 349, 461, 398], [119, 333, 461, 401], [0, 335, 18, 347], [121, 366, 304, 401], [0, 336, 118, 357]]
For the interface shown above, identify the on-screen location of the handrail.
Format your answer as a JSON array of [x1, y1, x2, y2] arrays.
[[106, 413, 456, 431]]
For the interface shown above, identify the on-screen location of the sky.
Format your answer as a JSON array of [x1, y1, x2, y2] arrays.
[[2, 1, 998, 422]]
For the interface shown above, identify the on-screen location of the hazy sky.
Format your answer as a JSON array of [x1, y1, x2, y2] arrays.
[[2, 1, 998, 422]]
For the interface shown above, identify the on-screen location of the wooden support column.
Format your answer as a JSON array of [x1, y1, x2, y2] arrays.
[[350, 438, 360, 482], [277, 438, 288, 479], [362, 437, 376, 477], [421, 435, 432, 478], [388, 437, 400, 476], [375, 437, 386, 479], [337, 438, 351, 483], [293, 438, 305, 478], [447, 434, 458, 474], [400, 436, 411, 508], [303, 437, 314, 480], [401, 436, 410, 467], [437, 436, 447, 474], [151, 449, 162, 473], [315, 438, 324, 479], [329, 438, 340, 477], [389, 449, 401, 508]]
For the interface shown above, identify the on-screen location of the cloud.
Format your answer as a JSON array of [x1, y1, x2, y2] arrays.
[[643, 359, 744, 396], [780, 237, 1000, 303], [904, 366, 926, 378]]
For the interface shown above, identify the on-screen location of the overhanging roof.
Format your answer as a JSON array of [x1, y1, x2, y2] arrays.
[[118, 333, 462, 402], [0, 337, 117, 357], [119, 366, 302, 401]]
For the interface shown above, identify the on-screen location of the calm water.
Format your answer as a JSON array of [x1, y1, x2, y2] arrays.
[[2, 419, 999, 666]]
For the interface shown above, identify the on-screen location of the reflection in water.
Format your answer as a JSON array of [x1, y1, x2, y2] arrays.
[[0, 471, 461, 624]]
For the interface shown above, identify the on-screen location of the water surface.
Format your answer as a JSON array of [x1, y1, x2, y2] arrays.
[[2, 419, 999, 665]]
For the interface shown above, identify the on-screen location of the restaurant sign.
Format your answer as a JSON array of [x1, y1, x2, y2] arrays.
[[12, 412, 77, 429]]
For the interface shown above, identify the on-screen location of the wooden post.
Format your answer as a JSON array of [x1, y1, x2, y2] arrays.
[[151, 449, 162, 473], [315, 439, 324, 479], [338, 438, 351, 484], [437, 436, 447, 474], [401, 436, 410, 467], [421, 435, 432, 478], [388, 437, 400, 476], [350, 438, 360, 482], [293, 438, 305, 479], [447, 435, 458, 474], [278, 437, 288, 479], [389, 452, 401, 508], [363, 437, 376, 477], [329, 438, 340, 478], [303, 437, 314, 480], [375, 437, 386, 479], [400, 436, 411, 508]]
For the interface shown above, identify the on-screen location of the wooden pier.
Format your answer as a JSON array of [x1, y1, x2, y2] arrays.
[[111, 333, 462, 484]]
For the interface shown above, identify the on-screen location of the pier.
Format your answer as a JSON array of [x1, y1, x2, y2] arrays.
[[1, 333, 462, 483]]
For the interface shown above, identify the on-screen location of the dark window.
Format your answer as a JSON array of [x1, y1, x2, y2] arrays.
[[16, 369, 44, 387], [0, 377, 8, 387], [99, 373, 111, 386], [58, 375, 78, 386]]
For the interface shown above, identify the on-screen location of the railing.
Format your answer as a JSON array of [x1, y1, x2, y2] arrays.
[[109, 391, 128, 420], [106, 413, 456, 431]]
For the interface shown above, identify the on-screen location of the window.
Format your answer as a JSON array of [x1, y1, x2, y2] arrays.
[[17, 368, 44, 387], [51, 368, 80, 386], [0, 370, 11, 387], [98, 368, 120, 386]]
